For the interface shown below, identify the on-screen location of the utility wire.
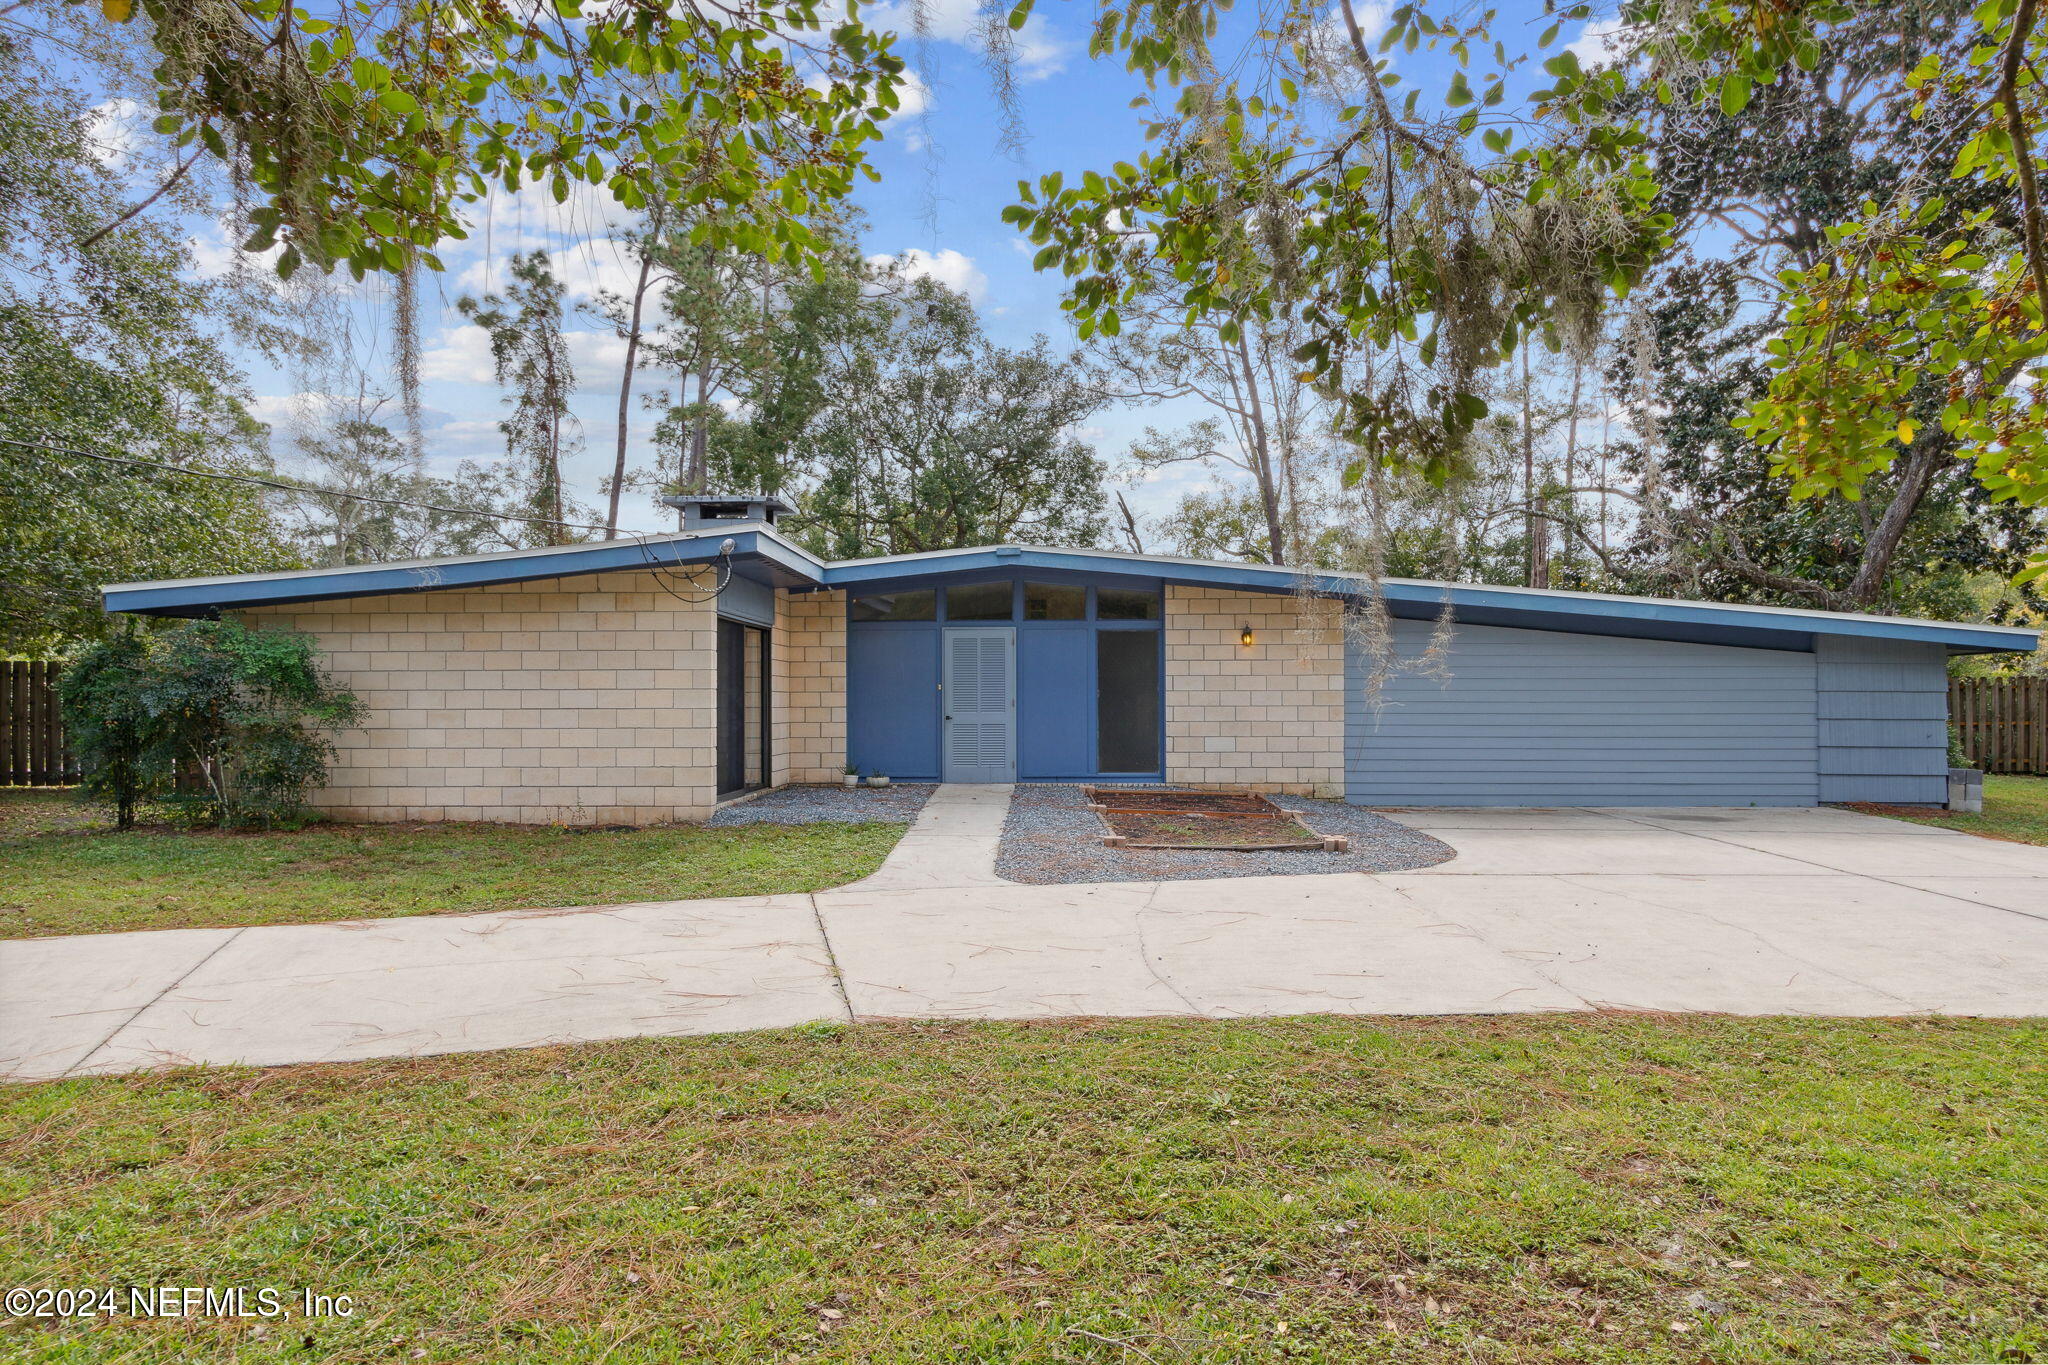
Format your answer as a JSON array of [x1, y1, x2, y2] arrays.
[[0, 434, 667, 540]]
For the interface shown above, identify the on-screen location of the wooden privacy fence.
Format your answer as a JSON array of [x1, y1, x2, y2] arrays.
[[1, 660, 77, 786], [1950, 676, 2048, 776]]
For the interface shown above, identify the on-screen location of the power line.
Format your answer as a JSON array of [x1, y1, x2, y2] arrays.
[[0, 434, 666, 539]]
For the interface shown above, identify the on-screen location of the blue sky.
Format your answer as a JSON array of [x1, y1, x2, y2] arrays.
[[125, 0, 1611, 537]]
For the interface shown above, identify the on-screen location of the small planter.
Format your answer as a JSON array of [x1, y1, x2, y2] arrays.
[[841, 774, 859, 788], [869, 775, 891, 789], [1948, 766, 1984, 813]]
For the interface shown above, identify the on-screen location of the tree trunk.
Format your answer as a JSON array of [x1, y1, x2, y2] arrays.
[[1843, 429, 1949, 603], [687, 359, 711, 494], [607, 204, 664, 540], [1522, 343, 1549, 589], [1231, 335, 1287, 565]]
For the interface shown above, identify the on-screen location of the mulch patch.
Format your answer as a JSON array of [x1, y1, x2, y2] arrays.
[[1082, 784, 1329, 850]]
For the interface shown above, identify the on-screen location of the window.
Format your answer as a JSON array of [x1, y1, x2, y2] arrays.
[[1097, 587, 1161, 621], [1096, 631, 1161, 772], [1022, 581, 1085, 620], [944, 580, 1013, 621], [851, 589, 935, 622]]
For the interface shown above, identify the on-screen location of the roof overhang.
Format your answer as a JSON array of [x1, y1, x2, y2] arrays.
[[102, 534, 2039, 656], [813, 545, 2040, 655], [102, 526, 826, 618]]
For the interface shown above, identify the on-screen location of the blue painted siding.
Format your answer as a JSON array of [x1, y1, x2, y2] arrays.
[[1814, 636, 1949, 804], [1017, 624, 1094, 778], [1345, 620, 1820, 806], [848, 629, 940, 780]]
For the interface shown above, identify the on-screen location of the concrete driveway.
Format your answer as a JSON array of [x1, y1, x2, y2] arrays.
[[6, 791, 2047, 1080]]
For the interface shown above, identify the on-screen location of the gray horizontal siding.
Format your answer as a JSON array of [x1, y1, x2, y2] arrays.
[[1347, 620, 1819, 807], [1814, 636, 1949, 804]]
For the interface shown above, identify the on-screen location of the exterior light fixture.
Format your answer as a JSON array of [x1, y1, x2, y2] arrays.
[[1240, 624, 1255, 647]]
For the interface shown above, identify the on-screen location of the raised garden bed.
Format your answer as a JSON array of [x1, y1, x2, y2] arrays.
[[1081, 785, 1346, 852]]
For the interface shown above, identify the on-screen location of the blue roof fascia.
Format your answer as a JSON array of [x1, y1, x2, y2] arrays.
[[1375, 580, 2033, 654], [821, 546, 2037, 655], [104, 530, 826, 617]]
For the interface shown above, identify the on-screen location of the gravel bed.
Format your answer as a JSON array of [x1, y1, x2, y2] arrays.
[[996, 784, 1455, 884], [708, 783, 936, 826]]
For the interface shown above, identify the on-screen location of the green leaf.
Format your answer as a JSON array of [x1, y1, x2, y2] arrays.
[[1720, 74, 1752, 116], [377, 89, 420, 115]]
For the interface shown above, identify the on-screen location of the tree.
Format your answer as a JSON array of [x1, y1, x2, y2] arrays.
[[459, 252, 583, 545], [0, 31, 298, 652], [763, 276, 1109, 556], [284, 402, 523, 565], [643, 212, 785, 501], [59, 620, 364, 829], [1540, 1, 2048, 585], [84, 0, 907, 288], [1009, 0, 1669, 484], [1102, 285, 1339, 567], [1569, 3, 2044, 612], [57, 629, 157, 831], [584, 203, 671, 539]]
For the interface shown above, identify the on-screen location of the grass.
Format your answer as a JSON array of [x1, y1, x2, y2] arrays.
[[0, 788, 904, 940], [1, 1015, 2043, 1363], [1845, 773, 2048, 846]]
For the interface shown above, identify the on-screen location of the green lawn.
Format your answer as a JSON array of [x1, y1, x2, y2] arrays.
[[0, 789, 903, 940], [1, 1015, 2042, 1363], [1846, 773, 2048, 846]]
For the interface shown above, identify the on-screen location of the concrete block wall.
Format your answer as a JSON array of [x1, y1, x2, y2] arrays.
[[1164, 585, 1344, 796], [776, 589, 847, 784], [241, 568, 718, 824]]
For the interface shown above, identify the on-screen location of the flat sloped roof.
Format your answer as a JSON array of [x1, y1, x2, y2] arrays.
[[103, 529, 2039, 655]]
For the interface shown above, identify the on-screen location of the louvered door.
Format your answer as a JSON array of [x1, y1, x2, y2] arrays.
[[942, 627, 1015, 783]]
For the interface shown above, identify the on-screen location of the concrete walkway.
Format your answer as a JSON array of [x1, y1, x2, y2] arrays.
[[7, 791, 2048, 1080]]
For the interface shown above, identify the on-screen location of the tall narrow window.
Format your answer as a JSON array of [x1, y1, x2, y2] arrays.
[[1096, 631, 1161, 773]]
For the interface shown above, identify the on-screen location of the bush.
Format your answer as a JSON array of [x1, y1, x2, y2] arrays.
[[56, 629, 156, 830], [60, 620, 365, 828], [1947, 721, 1975, 769]]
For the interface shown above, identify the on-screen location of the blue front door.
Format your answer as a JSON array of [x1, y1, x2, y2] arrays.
[[942, 627, 1015, 783]]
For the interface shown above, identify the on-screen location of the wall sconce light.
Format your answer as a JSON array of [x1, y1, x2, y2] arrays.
[[1240, 624, 1255, 647]]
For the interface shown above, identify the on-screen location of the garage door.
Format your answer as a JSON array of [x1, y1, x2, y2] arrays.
[[1345, 620, 1819, 807]]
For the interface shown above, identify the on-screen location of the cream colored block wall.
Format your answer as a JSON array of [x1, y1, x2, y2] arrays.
[[241, 568, 719, 825], [1163, 585, 1345, 797], [775, 590, 847, 783]]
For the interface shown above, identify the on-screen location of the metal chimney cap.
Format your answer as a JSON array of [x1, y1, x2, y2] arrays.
[[658, 493, 794, 530]]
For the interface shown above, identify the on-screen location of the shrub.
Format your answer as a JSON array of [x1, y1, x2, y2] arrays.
[[61, 620, 365, 828], [57, 629, 160, 830]]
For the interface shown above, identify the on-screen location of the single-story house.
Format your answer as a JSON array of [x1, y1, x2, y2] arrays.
[[103, 494, 2040, 822]]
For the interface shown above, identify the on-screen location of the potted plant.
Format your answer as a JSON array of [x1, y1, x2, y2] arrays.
[[841, 763, 860, 789], [868, 769, 890, 789]]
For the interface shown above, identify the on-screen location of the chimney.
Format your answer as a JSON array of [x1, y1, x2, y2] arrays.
[[658, 493, 793, 532]]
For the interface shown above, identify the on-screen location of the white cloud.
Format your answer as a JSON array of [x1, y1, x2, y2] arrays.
[[419, 325, 631, 389], [1566, 18, 1636, 69], [866, 247, 988, 302], [420, 325, 498, 385], [87, 98, 150, 175], [452, 237, 649, 306], [866, 0, 1068, 81], [1302, 2, 1392, 88], [452, 175, 631, 254], [811, 66, 930, 118], [186, 215, 286, 283], [565, 329, 630, 378]]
